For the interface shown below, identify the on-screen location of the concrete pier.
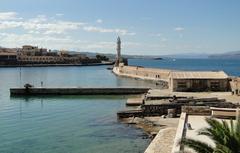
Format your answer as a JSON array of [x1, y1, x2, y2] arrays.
[[10, 87, 150, 96], [113, 66, 171, 83], [126, 97, 144, 106]]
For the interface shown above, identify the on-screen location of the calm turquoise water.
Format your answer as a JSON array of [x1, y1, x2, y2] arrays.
[[1, 58, 240, 153], [0, 66, 154, 153]]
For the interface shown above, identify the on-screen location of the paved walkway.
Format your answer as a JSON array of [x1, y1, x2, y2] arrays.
[[148, 89, 240, 104], [145, 127, 177, 153]]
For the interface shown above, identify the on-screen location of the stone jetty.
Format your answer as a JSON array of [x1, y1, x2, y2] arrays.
[[10, 87, 150, 96]]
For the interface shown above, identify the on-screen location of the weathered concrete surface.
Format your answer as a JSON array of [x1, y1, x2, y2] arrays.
[[147, 89, 240, 104], [171, 112, 187, 153], [113, 66, 170, 83], [230, 77, 240, 95], [210, 107, 239, 118], [121, 117, 179, 153], [10, 87, 150, 96], [126, 97, 144, 106], [145, 127, 177, 153]]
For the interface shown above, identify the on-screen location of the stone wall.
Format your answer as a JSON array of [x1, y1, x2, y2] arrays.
[[181, 106, 211, 115], [230, 77, 240, 95], [113, 65, 171, 83], [10, 87, 150, 96]]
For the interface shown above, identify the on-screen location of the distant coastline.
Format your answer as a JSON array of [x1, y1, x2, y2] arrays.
[[0, 45, 113, 67], [0, 62, 114, 68]]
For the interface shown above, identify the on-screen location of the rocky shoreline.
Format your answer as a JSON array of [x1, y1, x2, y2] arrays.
[[120, 116, 179, 139]]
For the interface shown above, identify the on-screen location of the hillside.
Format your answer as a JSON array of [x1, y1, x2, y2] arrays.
[[209, 51, 240, 59]]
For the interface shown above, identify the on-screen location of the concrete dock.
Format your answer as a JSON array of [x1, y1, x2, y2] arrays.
[[126, 97, 144, 106], [10, 87, 150, 96]]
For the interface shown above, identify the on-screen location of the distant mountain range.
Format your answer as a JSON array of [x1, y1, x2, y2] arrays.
[[62, 50, 240, 60], [161, 53, 209, 59], [154, 51, 240, 59], [74, 51, 163, 60], [209, 51, 240, 59]]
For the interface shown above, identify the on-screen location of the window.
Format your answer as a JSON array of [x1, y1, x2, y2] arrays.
[[177, 81, 187, 88], [210, 81, 220, 89]]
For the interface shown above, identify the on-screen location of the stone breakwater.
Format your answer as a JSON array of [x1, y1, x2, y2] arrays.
[[113, 65, 171, 88], [10, 87, 150, 96]]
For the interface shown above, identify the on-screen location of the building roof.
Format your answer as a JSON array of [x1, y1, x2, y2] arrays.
[[170, 71, 229, 79], [0, 52, 17, 56]]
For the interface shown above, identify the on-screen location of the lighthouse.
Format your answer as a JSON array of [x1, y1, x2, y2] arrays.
[[115, 36, 121, 67]]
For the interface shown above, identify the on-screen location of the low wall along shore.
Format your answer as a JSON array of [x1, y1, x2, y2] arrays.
[[113, 65, 232, 92], [113, 65, 171, 83], [10, 87, 150, 96]]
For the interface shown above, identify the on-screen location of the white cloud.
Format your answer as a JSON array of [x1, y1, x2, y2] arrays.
[[0, 15, 85, 34], [22, 19, 85, 35], [28, 15, 47, 23], [0, 32, 85, 49], [0, 12, 134, 36], [0, 12, 18, 20], [83, 26, 136, 36], [28, 30, 40, 34], [149, 33, 168, 42], [160, 38, 168, 42], [0, 32, 141, 53], [96, 19, 103, 23], [149, 33, 162, 37], [174, 27, 185, 32], [56, 13, 64, 17], [156, 33, 162, 37], [0, 21, 22, 29], [0, 12, 136, 52], [0, 32, 98, 50]]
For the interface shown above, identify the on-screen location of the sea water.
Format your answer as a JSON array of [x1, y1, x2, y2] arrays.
[[0, 65, 153, 153], [0, 58, 240, 153], [129, 58, 240, 76]]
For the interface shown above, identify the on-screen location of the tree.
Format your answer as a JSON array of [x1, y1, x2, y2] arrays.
[[180, 117, 240, 153], [96, 54, 109, 61]]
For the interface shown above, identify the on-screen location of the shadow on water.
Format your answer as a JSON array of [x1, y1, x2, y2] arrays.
[[10, 94, 140, 102]]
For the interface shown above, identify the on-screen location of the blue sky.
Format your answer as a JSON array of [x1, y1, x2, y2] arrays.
[[0, 0, 239, 55]]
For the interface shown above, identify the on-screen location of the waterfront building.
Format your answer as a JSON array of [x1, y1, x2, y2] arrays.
[[17, 55, 63, 63], [16, 45, 88, 64], [0, 48, 18, 65], [0, 52, 17, 65], [0, 45, 109, 66], [21, 45, 47, 56], [169, 71, 230, 92], [17, 45, 61, 63]]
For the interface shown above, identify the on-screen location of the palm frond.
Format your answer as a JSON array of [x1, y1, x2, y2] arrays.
[[181, 138, 214, 153], [214, 144, 233, 153], [181, 117, 240, 153]]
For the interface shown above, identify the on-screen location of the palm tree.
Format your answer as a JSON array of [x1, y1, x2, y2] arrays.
[[180, 117, 240, 153]]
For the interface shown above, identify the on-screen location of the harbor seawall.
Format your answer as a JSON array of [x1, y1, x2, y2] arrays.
[[10, 87, 150, 96], [113, 65, 171, 84]]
